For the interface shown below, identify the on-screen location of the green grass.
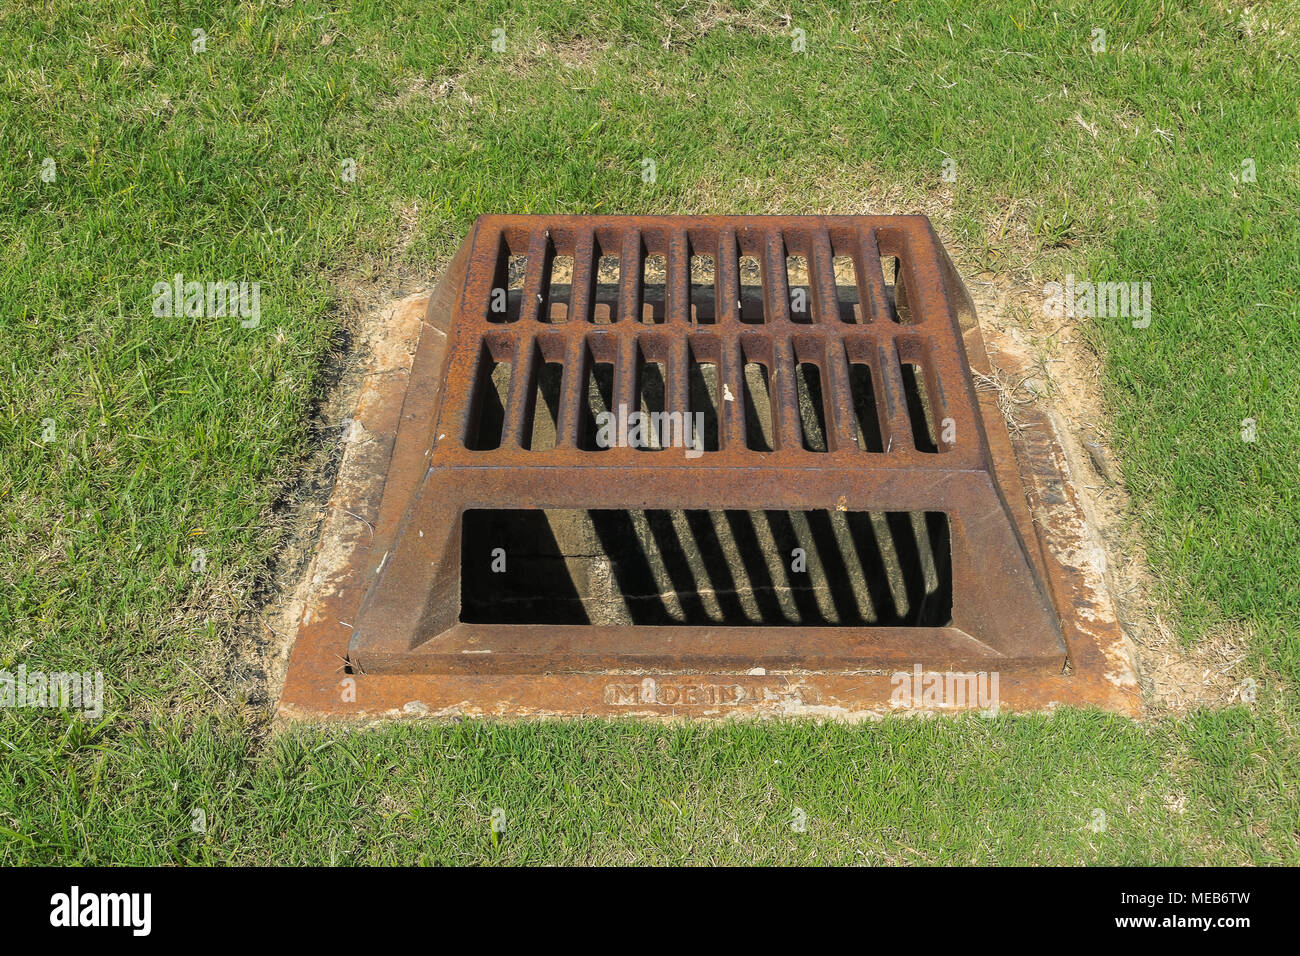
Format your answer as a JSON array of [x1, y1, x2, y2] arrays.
[[2, 0, 1297, 864], [0, 712, 1262, 864]]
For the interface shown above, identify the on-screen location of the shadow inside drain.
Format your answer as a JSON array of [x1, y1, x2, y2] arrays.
[[461, 508, 951, 627]]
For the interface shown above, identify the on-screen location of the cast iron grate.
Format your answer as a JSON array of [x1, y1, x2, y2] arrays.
[[348, 215, 1066, 675]]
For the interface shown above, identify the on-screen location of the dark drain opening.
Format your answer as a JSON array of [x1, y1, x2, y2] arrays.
[[546, 255, 575, 322], [464, 340, 512, 450], [833, 255, 859, 322], [688, 341, 720, 451], [847, 362, 884, 452], [460, 509, 952, 627], [593, 253, 621, 323], [637, 351, 667, 451], [526, 355, 564, 450], [487, 233, 528, 323], [900, 360, 940, 453], [579, 347, 615, 451], [795, 362, 828, 452], [786, 254, 812, 323], [642, 254, 667, 323], [690, 253, 715, 324], [738, 255, 763, 323], [742, 361, 774, 451]]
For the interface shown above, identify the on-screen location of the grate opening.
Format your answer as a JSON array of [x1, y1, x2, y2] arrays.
[[738, 255, 763, 323], [888, 254, 917, 325], [580, 345, 615, 451], [785, 254, 812, 323], [641, 254, 667, 323], [795, 362, 828, 452], [871, 252, 899, 322], [741, 356, 774, 451], [900, 359, 940, 453], [508, 257, 528, 289], [487, 234, 529, 323], [688, 340, 720, 452], [482, 225, 929, 328], [832, 255, 860, 323], [526, 354, 564, 451], [546, 254, 575, 322], [593, 254, 621, 323], [637, 350, 667, 450], [454, 335, 953, 456], [690, 254, 715, 324], [460, 509, 952, 627], [847, 360, 885, 452], [464, 342, 512, 450]]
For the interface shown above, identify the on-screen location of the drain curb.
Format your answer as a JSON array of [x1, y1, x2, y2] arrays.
[[279, 314, 1139, 719]]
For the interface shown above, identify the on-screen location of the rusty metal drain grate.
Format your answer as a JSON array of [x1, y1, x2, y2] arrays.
[[345, 215, 1067, 676]]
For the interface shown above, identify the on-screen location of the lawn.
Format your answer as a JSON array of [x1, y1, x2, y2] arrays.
[[1, 0, 1296, 864]]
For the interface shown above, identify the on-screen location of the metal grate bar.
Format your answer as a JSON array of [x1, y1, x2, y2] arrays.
[[498, 335, 532, 449], [825, 339, 859, 452], [762, 230, 791, 325], [613, 333, 638, 426], [667, 337, 690, 434], [618, 228, 642, 326], [771, 334, 802, 450], [555, 333, 587, 447], [666, 227, 690, 324], [567, 228, 597, 325], [810, 228, 840, 325], [856, 229, 892, 323], [720, 333, 745, 449], [518, 231, 551, 323], [716, 228, 741, 325], [877, 340, 915, 453]]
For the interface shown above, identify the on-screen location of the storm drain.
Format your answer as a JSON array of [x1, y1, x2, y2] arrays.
[[348, 216, 1066, 675]]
